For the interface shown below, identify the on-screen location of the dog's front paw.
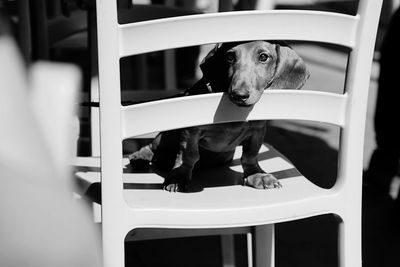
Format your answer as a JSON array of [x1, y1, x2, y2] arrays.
[[244, 173, 282, 189], [163, 167, 191, 192], [163, 183, 181, 192]]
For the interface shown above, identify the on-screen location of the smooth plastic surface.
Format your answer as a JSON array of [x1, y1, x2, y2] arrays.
[[122, 90, 348, 138], [119, 10, 358, 57], [95, 1, 383, 266]]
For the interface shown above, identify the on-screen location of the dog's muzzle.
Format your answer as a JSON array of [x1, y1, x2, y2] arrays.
[[230, 91, 250, 106]]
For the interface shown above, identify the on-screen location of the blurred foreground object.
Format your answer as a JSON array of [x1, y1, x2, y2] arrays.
[[0, 26, 101, 267]]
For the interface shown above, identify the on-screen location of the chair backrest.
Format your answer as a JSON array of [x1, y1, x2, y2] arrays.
[[96, 0, 381, 243]]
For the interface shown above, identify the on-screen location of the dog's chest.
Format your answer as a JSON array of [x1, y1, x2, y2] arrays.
[[197, 121, 266, 152]]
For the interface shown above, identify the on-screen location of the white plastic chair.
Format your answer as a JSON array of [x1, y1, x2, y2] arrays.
[[94, 0, 382, 266]]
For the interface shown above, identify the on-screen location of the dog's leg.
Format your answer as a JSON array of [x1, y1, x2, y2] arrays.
[[129, 130, 182, 171], [151, 130, 181, 171], [163, 128, 201, 192], [241, 125, 281, 189]]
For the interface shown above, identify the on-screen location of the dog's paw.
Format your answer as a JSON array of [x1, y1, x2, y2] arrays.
[[244, 173, 282, 189], [163, 183, 181, 192], [163, 167, 190, 192], [163, 182, 188, 192]]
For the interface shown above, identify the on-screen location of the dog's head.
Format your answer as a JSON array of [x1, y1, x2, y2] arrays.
[[200, 41, 310, 106]]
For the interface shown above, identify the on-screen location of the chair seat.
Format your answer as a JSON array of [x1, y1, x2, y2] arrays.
[[76, 143, 336, 228]]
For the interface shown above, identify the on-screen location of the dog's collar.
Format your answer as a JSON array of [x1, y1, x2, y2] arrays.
[[184, 78, 215, 95]]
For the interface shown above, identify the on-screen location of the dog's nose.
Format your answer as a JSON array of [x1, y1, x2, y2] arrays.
[[231, 91, 250, 103]]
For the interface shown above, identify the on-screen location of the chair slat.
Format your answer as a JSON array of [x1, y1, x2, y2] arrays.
[[118, 10, 358, 57], [121, 90, 347, 139]]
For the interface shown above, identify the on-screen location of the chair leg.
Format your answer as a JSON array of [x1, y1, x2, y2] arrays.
[[92, 202, 101, 223], [246, 233, 254, 267], [102, 228, 126, 267], [338, 215, 362, 267], [90, 77, 100, 157], [221, 234, 235, 267], [253, 224, 274, 267]]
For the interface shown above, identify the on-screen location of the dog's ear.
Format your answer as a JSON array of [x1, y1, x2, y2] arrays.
[[269, 44, 310, 89], [199, 44, 229, 92]]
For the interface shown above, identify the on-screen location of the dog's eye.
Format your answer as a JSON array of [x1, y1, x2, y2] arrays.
[[259, 53, 269, 63], [226, 52, 236, 63]]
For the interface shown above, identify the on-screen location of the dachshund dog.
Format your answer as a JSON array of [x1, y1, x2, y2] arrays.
[[129, 41, 309, 192]]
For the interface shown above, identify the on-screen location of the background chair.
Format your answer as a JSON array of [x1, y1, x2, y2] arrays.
[[93, 0, 382, 266]]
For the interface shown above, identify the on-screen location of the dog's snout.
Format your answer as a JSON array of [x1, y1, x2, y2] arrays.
[[230, 91, 250, 104]]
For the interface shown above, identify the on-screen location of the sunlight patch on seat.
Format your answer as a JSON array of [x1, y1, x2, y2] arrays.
[[233, 144, 270, 160], [123, 173, 164, 184], [230, 156, 293, 173]]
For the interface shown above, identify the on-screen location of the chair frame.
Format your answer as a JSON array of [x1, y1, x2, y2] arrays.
[[95, 1, 382, 266]]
